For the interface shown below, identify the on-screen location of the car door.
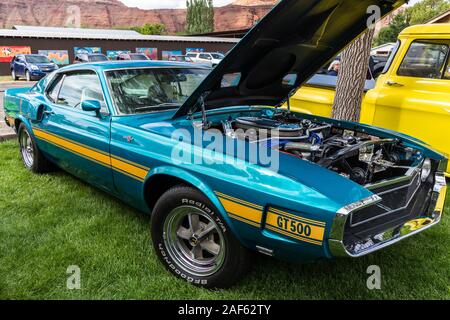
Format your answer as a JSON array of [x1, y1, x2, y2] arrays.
[[34, 70, 114, 192], [366, 39, 450, 171], [15, 55, 26, 76], [198, 53, 213, 67]]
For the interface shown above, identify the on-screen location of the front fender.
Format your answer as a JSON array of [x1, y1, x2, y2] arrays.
[[144, 166, 247, 245]]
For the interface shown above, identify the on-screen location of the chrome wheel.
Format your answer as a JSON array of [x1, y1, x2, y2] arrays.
[[11, 70, 16, 80], [20, 129, 34, 168], [26, 71, 31, 82], [163, 206, 226, 277]]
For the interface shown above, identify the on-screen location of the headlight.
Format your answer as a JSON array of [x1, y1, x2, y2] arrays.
[[421, 158, 432, 182], [30, 65, 39, 70], [54, 65, 59, 70]]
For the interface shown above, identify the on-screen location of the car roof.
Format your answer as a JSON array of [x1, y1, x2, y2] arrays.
[[57, 60, 210, 72], [400, 23, 450, 36]]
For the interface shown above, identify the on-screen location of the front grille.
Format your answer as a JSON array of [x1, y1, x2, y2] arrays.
[[344, 169, 435, 245], [350, 170, 422, 227]]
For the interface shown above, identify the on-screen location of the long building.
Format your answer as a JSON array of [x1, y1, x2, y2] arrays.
[[0, 25, 239, 76]]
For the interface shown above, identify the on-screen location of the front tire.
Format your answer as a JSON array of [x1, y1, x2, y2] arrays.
[[11, 69, 18, 80], [18, 123, 52, 173], [151, 186, 250, 288], [25, 70, 32, 82]]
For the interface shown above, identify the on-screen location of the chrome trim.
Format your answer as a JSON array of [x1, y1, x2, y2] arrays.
[[256, 246, 274, 257], [328, 195, 382, 248], [329, 167, 447, 258], [365, 161, 422, 190], [349, 170, 422, 227]]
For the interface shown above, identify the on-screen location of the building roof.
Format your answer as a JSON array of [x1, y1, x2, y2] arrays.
[[400, 23, 450, 35], [0, 25, 239, 43], [59, 60, 211, 72], [426, 8, 450, 24], [12, 25, 142, 37]]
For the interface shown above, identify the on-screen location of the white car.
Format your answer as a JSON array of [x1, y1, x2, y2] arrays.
[[186, 52, 225, 67]]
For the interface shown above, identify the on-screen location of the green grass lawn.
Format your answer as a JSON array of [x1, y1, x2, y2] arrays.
[[0, 76, 13, 82], [1, 140, 449, 299]]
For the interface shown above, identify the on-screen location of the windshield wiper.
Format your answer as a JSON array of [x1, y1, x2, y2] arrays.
[[134, 103, 181, 113]]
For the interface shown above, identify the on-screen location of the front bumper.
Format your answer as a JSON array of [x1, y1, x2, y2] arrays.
[[30, 69, 54, 78], [329, 166, 447, 258]]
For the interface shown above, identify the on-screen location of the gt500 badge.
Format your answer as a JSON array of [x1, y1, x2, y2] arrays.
[[265, 208, 325, 246]]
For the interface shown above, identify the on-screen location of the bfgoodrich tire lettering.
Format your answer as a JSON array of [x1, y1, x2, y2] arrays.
[[151, 186, 250, 288]]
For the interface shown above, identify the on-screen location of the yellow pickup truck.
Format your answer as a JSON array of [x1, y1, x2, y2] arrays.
[[290, 24, 450, 175]]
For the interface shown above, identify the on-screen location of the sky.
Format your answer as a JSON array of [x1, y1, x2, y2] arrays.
[[119, 0, 235, 9]]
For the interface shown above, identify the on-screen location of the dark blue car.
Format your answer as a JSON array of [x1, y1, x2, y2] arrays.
[[10, 54, 59, 81]]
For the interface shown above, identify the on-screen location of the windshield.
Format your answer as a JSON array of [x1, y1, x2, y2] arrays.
[[89, 55, 108, 62], [26, 55, 51, 63], [131, 54, 148, 61], [211, 53, 224, 59], [106, 68, 209, 114]]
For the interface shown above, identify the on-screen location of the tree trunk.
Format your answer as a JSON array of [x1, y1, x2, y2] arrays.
[[332, 29, 375, 122]]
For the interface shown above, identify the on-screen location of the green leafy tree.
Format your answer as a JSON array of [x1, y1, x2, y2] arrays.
[[409, 0, 450, 24], [185, 0, 215, 34], [133, 23, 166, 35], [374, 0, 450, 46], [373, 11, 410, 46]]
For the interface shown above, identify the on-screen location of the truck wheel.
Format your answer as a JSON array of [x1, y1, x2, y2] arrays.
[[18, 123, 52, 173], [11, 69, 18, 81], [25, 70, 32, 82], [151, 185, 250, 288]]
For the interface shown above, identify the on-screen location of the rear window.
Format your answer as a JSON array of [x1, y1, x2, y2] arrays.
[[397, 41, 449, 79]]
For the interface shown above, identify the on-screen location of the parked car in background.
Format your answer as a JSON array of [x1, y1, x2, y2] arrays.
[[74, 53, 108, 64], [3, 0, 447, 288], [11, 54, 58, 81], [116, 53, 149, 61], [168, 55, 194, 63], [186, 52, 225, 67], [290, 23, 450, 175]]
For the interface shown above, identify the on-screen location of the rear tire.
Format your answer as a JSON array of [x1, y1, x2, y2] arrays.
[[151, 185, 250, 288], [18, 123, 52, 173]]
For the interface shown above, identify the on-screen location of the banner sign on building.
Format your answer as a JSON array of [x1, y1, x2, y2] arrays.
[[38, 50, 70, 65], [162, 50, 182, 60], [136, 48, 158, 60], [186, 48, 205, 53], [0, 46, 32, 62], [74, 47, 102, 55]]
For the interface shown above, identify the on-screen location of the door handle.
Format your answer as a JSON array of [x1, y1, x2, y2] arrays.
[[386, 80, 404, 87]]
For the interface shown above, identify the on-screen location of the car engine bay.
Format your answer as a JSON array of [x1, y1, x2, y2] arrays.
[[209, 110, 424, 186]]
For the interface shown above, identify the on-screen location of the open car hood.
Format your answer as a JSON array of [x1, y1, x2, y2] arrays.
[[174, 0, 405, 118]]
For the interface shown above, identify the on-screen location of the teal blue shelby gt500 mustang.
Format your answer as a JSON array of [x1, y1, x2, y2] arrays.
[[3, 0, 448, 287]]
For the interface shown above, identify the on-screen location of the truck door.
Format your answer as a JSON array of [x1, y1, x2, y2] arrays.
[[365, 38, 450, 172]]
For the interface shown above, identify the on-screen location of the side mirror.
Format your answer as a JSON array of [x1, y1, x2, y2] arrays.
[[81, 100, 102, 116]]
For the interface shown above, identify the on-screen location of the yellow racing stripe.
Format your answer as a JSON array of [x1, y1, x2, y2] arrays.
[[217, 194, 263, 227], [265, 225, 322, 246], [33, 128, 149, 182]]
